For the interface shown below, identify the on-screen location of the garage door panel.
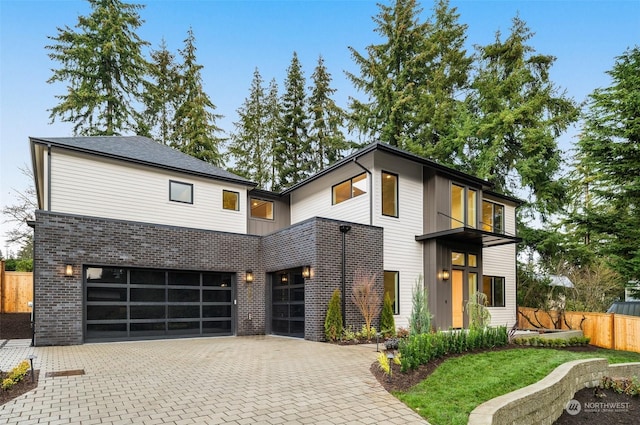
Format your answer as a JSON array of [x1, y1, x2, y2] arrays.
[[271, 269, 305, 338]]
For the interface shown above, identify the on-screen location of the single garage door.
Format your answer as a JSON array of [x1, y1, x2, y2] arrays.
[[85, 266, 234, 341], [272, 269, 304, 338]]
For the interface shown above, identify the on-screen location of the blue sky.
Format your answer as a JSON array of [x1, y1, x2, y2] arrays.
[[0, 0, 638, 254]]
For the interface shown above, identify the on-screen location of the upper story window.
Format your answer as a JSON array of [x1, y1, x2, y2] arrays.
[[250, 198, 274, 220], [382, 171, 398, 217], [332, 173, 367, 205], [451, 184, 477, 228], [482, 200, 504, 233], [223, 190, 240, 211], [169, 180, 193, 204]]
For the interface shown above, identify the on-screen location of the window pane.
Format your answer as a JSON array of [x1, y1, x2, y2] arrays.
[[332, 180, 351, 204], [482, 201, 493, 231], [203, 289, 231, 303], [87, 305, 127, 321], [131, 305, 166, 319], [482, 276, 493, 306], [469, 272, 478, 303], [87, 287, 127, 302], [86, 267, 126, 284], [451, 184, 464, 228], [352, 173, 367, 197], [131, 288, 165, 302], [468, 254, 478, 267], [452, 252, 465, 266], [250, 198, 274, 219], [202, 273, 232, 287], [168, 289, 199, 302], [130, 270, 165, 285], [223, 190, 239, 210], [382, 172, 398, 217], [168, 272, 200, 286], [467, 189, 477, 228], [383, 271, 399, 314], [493, 277, 505, 307], [494, 205, 504, 233], [170, 181, 193, 203]]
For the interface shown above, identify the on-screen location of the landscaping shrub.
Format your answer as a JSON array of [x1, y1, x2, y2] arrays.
[[350, 270, 381, 339], [511, 336, 591, 347], [399, 326, 509, 372], [324, 289, 343, 342], [409, 276, 431, 335], [380, 292, 396, 337], [1, 361, 30, 391]]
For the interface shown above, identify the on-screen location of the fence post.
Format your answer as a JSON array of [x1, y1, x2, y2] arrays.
[[611, 313, 616, 350], [0, 259, 4, 313]]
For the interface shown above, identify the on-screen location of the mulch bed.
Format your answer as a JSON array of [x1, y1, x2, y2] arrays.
[[553, 386, 639, 424], [0, 313, 32, 340], [0, 370, 39, 406]]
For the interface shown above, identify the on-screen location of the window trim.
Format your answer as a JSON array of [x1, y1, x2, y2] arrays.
[[381, 170, 399, 218], [331, 173, 367, 205], [451, 183, 478, 228], [169, 180, 194, 204], [383, 270, 400, 315], [482, 200, 505, 234], [222, 190, 240, 211], [249, 197, 274, 220]]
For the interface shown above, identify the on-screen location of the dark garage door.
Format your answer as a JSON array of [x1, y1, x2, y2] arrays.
[[272, 269, 304, 338], [85, 266, 234, 341]]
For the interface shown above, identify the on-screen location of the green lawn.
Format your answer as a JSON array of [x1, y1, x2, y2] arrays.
[[395, 348, 640, 425]]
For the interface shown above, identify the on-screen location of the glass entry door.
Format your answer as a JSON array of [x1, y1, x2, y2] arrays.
[[451, 270, 464, 328]]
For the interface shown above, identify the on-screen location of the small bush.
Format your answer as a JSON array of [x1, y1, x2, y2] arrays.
[[377, 352, 391, 376], [380, 292, 396, 337], [324, 289, 343, 342], [1, 360, 31, 391], [600, 376, 640, 396], [385, 338, 399, 350]]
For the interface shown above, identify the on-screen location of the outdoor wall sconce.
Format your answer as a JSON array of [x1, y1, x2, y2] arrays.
[[65, 264, 73, 277], [302, 266, 311, 279], [438, 269, 450, 281], [245, 270, 254, 283], [280, 274, 288, 283]]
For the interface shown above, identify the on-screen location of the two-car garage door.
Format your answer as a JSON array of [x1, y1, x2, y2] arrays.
[[85, 266, 234, 341]]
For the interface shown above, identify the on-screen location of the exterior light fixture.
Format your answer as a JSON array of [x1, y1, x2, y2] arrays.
[[280, 274, 288, 283], [65, 264, 73, 277], [302, 266, 311, 279], [438, 269, 450, 281], [246, 270, 254, 283]]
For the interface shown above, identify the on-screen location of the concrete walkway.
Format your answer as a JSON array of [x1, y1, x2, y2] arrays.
[[0, 336, 428, 424]]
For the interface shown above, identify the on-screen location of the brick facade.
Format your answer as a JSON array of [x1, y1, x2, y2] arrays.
[[33, 211, 383, 345]]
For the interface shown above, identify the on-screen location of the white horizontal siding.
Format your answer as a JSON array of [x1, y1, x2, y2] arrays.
[[290, 158, 372, 225], [483, 203, 517, 328], [373, 153, 424, 329], [50, 150, 247, 233]]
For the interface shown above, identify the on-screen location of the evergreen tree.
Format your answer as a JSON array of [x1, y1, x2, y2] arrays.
[[347, 0, 429, 148], [408, 276, 431, 335], [464, 17, 579, 218], [228, 68, 271, 188], [324, 289, 343, 342], [308, 55, 348, 172], [274, 52, 311, 190], [380, 292, 396, 337], [172, 28, 225, 166], [265, 79, 283, 191], [46, 0, 149, 136], [139, 39, 181, 144], [570, 46, 640, 282]]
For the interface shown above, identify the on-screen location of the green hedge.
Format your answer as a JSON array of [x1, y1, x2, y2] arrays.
[[399, 326, 508, 372]]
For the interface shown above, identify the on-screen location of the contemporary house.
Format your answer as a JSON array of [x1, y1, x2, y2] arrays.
[[29, 136, 520, 346]]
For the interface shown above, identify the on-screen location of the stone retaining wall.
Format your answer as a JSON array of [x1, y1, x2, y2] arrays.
[[468, 358, 640, 425]]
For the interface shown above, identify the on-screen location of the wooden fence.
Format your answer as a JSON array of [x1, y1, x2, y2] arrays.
[[518, 306, 640, 353], [0, 261, 34, 313]]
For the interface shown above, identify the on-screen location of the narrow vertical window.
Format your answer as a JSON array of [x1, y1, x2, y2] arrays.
[[451, 184, 464, 228], [382, 171, 398, 217], [467, 189, 477, 228], [169, 180, 193, 204], [481, 200, 505, 233], [222, 190, 240, 211], [383, 271, 399, 314]]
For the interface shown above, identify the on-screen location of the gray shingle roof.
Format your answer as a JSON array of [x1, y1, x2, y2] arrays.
[[607, 302, 640, 317], [30, 136, 254, 186]]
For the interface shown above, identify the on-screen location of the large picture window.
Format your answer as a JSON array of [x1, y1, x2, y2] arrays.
[[332, 173, 367, 205], [482, 276, 505, 307], [482, 201, 504, 233], [169, 180, 193, 204], [223, 190, 240, 211], [383, 271, 399, 314], [250, 198, 274, 220], [451, 184, 477, 228], [382, 171, 398, 217]]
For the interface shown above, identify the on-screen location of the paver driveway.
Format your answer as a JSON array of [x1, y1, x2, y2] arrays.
[[0, 336, 428, 424]]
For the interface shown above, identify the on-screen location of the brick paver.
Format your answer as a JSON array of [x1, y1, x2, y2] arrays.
[[0, 336, 428, 424]]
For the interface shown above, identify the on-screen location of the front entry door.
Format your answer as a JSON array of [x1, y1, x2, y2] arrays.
[[452, 270, 464, 328]]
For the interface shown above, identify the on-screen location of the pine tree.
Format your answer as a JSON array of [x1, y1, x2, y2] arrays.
[[265, 79, 282, 191], [228, 68, 271, 188], [139, 39, 181, 144], [172, 28, 225, 166], [324, 289, 343, 342], [380, 292, 396, 337], [571, 46, 640, 283], [46, 0, 149, 136], [308, 55, 348, 172], [274, 52, 311, 190], [347, 0, 429, 148], [465, 16, 579, 218]]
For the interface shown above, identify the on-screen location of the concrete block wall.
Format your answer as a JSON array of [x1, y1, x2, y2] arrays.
[[33, 210, 264, 345], [468, 358, 640, 425]]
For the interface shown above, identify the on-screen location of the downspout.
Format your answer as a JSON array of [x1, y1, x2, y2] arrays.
[[339, 225, 351, 326], [27, 220, 36, 346], [353, 157, 372, 226], [47, 144, 52, 211]]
